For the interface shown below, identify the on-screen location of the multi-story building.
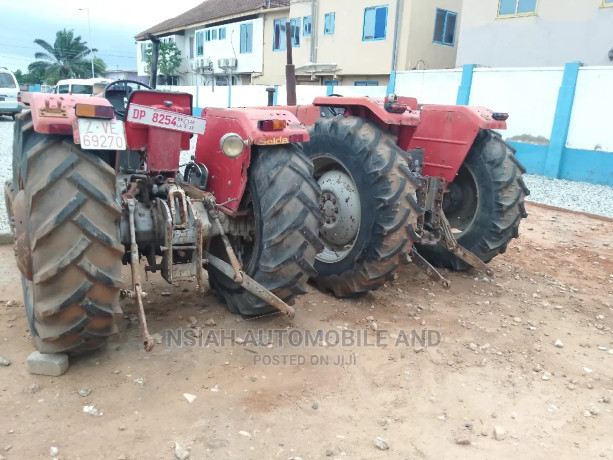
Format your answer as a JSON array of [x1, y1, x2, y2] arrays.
[[135, 0, 463, 87], [456, 0, 613, 67]]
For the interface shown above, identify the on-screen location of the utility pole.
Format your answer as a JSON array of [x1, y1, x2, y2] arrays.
[[79, 8, 95, 78], [286, 21, 296, 105]]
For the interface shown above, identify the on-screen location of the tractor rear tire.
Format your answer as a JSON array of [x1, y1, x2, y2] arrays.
[[302, 116, 421, 297], [13, 113, 123, 354], [416, 129, 529, 270], [207, 145, 324, 316]]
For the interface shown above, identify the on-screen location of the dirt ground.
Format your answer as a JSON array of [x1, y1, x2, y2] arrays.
[[0, 202, 612, 460]]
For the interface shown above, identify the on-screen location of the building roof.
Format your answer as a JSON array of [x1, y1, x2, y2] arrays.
[[135, 0, 290, 40]]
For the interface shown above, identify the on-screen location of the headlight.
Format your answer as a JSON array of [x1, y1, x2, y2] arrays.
[[220, 133, 245, 158]]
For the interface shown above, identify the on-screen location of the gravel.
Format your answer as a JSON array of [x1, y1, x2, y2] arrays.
[[524, 174, 613, 218]]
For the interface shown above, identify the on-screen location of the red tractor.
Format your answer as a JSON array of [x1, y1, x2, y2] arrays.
[[275, 94, 529, 296], [5, 80, 323, 354]]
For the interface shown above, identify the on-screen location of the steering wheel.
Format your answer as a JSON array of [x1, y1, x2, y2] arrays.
[[103, 79, 152, 118]]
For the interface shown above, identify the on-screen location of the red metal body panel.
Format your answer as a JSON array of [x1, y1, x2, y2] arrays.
[[195, 107, 309, 212], [125, 91, 192, 172], [409, 105, 507, 183], [28, 92, 114, 138]]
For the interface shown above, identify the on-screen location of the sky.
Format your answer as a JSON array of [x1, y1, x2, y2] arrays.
[[0, 0, 203, 72]]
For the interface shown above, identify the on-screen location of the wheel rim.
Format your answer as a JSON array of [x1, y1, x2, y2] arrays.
[[313, 155, 361, 263], [442, 164, 479, 237]]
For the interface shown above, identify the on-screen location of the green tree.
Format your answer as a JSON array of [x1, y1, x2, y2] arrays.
[[144, 42, 182, 85], [13, 69, 25, 83], [28, 29, 106, 84]]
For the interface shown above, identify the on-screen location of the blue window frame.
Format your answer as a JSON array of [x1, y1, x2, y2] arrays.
[[290, 18, 301, 47], [324, 12, 335, 35], [212, 29, 218, 40], [273, 18, 287, 51], [433, 8, 457, 46], [363, 5, 388, 41], [195, 31, 204, 56], [324, 80, 339, 86], [219, 27, 226, 40], [498, 0, 537, 16], [355, 81, 379, 86], [303, 16, 312, 36], [205, 30, 211, 42], [240, 22, 253, 54]]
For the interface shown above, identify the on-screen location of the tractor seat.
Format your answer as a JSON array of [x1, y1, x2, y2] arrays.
[[105, 86, 133, 120]]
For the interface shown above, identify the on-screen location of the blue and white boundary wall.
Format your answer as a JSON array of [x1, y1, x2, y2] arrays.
[[391, 64, 613, 186]]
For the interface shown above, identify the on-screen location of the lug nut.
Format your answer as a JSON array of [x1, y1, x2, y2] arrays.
[[334, 207, 339, 213], [326, 193, 331, 201], [325, 218, 331, 224], [331, 216, 337, 222], [319, 204, 324, 210]]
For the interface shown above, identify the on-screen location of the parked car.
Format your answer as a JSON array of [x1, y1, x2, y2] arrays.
[[0, 67, 22, 120], [54, 78, 113, 96]]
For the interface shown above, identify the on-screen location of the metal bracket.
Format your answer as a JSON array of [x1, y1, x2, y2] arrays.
[[204, 252, 295, 319], [126, 198, 155, 352], [410, 247, 450, 289]]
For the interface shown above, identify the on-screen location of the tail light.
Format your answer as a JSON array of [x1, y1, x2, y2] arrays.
[[492, 112, 509, 121], [258, 119, 286, 131], [75, 103, 114, 119], [17, 92, 21, 103]]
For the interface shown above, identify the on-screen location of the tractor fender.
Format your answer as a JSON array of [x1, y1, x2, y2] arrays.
[[27, 92, 115, 143], [409, 105, 508, 183], [195, 107, 309, 213]]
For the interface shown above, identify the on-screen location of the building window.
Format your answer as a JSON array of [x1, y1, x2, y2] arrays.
[[303, 16, 312, 36], [290, 18, 301, 47], [498, 0, 538, 16], [219, 27, 226, 40], [324, 80, 339, 86], [140, 43, 147, 62], [273, 18, 287, 51], [196, 31, 204, 56], [363, 5, 388, 41], [604, 0, 613, 5], [189, 37, 194, 59], [205, 30, 211, 42], [324, 13, 335, 35], [355, 81, 379, 86], [433, 8, 457, 46], [240, 23, 253, 53], [212, 29, 218, 40]]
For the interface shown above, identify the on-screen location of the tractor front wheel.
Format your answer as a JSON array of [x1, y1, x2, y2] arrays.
[[416, 129, 530, 270], [207, 144, 323, 316]]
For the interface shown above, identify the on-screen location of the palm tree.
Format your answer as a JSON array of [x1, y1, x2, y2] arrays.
[[28, 29, 105, 84]]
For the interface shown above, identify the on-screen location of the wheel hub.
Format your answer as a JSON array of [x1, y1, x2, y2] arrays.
[[317, 170, 360, 248]]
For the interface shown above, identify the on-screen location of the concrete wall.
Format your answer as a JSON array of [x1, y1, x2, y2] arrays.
[[457, 0, 613, 67]]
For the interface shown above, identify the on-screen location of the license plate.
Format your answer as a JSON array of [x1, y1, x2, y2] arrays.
[[78, 119, 126, 150], [126, 104, 206, 134]]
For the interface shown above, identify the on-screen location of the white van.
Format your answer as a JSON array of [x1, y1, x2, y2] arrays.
[[55, 78, 113, 96], [0, 67, 22, 120]]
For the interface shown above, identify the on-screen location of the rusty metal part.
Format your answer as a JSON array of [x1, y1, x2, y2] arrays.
[[418, 176, 494, 278], [186, 198, 205, 294], [10, 190, 33, 280], [410, 247, 450, 289], [204, 252, 295, 319], [207, 205, 244, 284], [167, 184, 188, 229], [126, 198, 155, 351], [38, 98, 67, 117], [439, 215, 495, 278]]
